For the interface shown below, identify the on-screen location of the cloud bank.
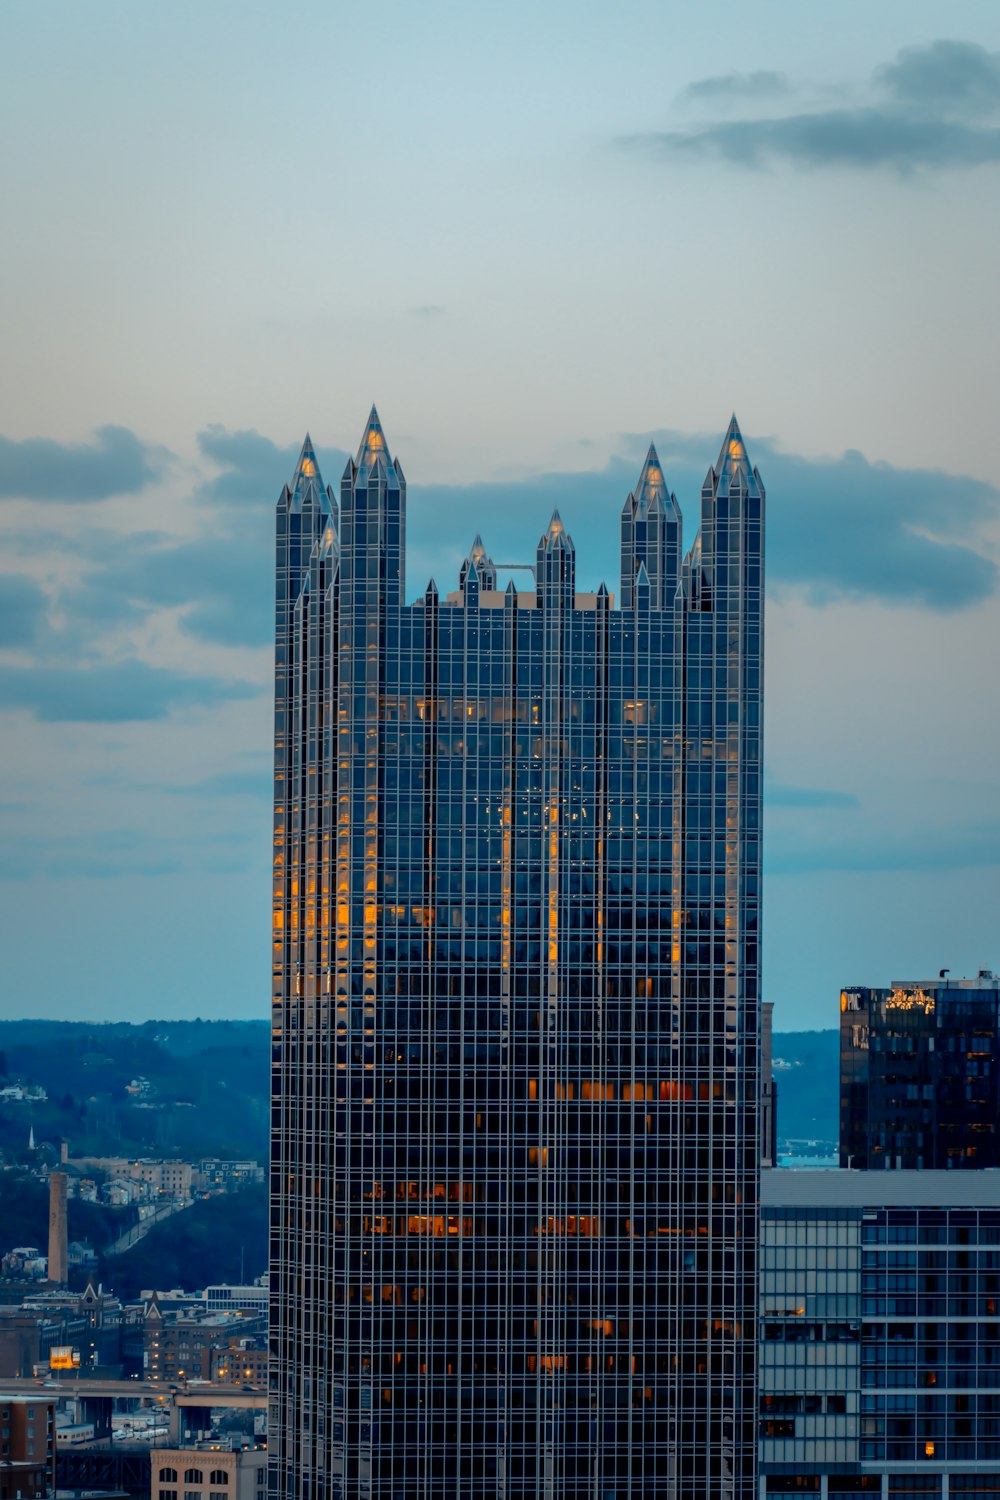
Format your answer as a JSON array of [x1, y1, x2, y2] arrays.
[[625, 40, 1000, 173], [0, 426, 169, 501], [0, 418, 996, 729]]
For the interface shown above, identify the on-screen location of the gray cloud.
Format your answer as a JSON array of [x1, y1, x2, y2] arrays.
[[626, 40, 1000, 173], [165, 769, 272, 800], [0, 660, 258, 723], [2, 418, 996, 719], [881, 39, 1000, 116], [195, 426, 348, 512], [766, 783, 860, 809], [0, 575, 49, 647], [407, 433, 999, 611], [0, 426, 169, 502], [678, 70, 790, 107], [0, 825, 257, 881], [768, 818, 1000, 876]]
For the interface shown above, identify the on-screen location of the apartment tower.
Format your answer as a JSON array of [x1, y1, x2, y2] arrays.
[[270, 411, 764, 1498]]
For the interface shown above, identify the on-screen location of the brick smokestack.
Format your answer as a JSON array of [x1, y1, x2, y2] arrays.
[[48, 1171, 68, 1285]]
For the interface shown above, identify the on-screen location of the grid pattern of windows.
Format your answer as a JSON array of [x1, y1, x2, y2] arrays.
[[840, 980, 1000, 1171], [270, 415, 764, 1498], [762, 1191, 1000, 1498]]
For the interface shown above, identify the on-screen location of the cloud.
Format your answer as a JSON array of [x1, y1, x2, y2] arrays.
[[767, 818, 1000, 876], [0, 660, 259, 723], [881, 39, 1000, 116], [3, 416, 996, 692], [678, 70, 791, 107], [0, 426, 169, 502], [766, 783, 860, 809], [195, 426, 348, 512], [165, 770, 273, 800], [406, 431, 999, 611], [0, 575, 49, 647], [625, 40, 1000, 173], [0, 825, 258, 881]]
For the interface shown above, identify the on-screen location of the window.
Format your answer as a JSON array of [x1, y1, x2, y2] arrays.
[[160, 1469, 178, 1483], [159, 1492, 178, 1500], [209, 1475, 229, 1487], [184, 1473, 204, 1486]]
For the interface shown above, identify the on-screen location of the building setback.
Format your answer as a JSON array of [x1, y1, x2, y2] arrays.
[[841, 972, 1000, 1171], [269, 411, 764, 1498]]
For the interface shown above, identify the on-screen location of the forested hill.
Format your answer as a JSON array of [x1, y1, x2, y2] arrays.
[[0, 1019, 269, 1162], [0, 1017, 838, 1164]]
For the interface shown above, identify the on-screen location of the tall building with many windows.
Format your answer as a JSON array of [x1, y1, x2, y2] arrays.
[[841, 972, 1000, 1171], [269, 410, 765, 1499]]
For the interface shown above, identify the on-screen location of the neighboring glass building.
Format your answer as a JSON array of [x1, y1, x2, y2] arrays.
[[760, 1167, 1000, 1498], [841, 973, 1000, 1171], [269, 410, 765, 1498]]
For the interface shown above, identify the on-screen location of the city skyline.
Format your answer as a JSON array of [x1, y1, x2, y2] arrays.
[[1, 3, 999, 1032]]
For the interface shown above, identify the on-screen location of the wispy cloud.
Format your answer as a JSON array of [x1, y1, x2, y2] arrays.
[[677, 70, 791, 108], [0, 426, 169, 502], [407, 433, 999, 612], [767, 783, 860, 810], [0, 414, 996, 737], [0, 660, 258, 723], [624, 40, 1000, 174], [0, 574, 49, 647], [768, 818, 1000, 876]]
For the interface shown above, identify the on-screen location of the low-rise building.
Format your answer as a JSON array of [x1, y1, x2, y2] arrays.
[[143, 1305, 266, 1384], [209, 1338, 267, 1388], [760, 1167, 1000, 1497], [0, 1395, 55, 1498], [203, 1285, 268, 1319], [149, 1444, 266, 1500]]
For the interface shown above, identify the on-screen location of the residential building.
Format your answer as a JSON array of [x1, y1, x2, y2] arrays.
[[150, 1444, 267, 1500], [270, 412, 765, 1496], [841, 972, 1000, 1170], [0, 1395, 55, 1498], [760, 1167, 1000, 1497]]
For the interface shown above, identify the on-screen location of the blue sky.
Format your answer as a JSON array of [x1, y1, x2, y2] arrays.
[[1, 1, 999, 1029]]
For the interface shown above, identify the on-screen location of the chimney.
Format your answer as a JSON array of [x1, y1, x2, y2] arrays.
[[48, 1171, 68, 1285]]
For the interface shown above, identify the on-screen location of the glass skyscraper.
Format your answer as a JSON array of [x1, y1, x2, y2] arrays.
[[269, 410, 765, 1499], [841, 972, 1000, 1171]]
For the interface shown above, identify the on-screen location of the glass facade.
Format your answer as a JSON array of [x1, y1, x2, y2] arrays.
[[840, 974, 1000, 1171], [269, 412, 765, 1498], [760, 1171, 1000, 1499]]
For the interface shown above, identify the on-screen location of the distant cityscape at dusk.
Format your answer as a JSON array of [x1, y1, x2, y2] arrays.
[[2, 3, 999, 1498]]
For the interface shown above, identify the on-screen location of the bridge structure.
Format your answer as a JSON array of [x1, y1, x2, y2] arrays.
[[0, 1375, 267, 1442]]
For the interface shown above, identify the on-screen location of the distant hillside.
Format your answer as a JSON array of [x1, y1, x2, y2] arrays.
[[104, 1183, 268, 1302], [0, 1016, 841, 1169], [0, 1167, 133, 1256], [0, 1019, 269, 1164]]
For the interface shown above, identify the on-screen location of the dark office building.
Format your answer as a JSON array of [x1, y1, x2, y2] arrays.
[[759, 1168, 1000, 1498], [841, 972, 1000, 1171], [269, 410, 765, 1498]]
